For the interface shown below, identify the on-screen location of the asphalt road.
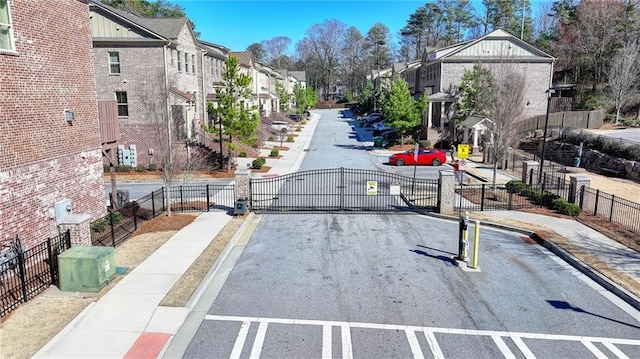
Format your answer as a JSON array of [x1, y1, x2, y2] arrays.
[[175, 109, 640, 358]]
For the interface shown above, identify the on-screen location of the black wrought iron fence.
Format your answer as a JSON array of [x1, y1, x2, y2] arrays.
[[579, 187, 640, 234], [455, 178, 574, 212], [166, 184, 235, 213], [90, 185, 235, 247], [1, 230, 71, 318]]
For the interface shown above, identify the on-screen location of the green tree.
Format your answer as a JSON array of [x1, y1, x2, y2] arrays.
[[455, 62, 494, 120], [275, 80, 291, 112], [246, 43, 266, 62], [293, 84, 318, 113], [380, 78, 427, 146], [102, 0, 185, 17], [359, 81, 375, 113], [211, 55, 259, 170]]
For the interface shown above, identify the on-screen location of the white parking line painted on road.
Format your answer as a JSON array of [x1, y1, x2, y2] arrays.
[[249, 321, 268, 359], [492, 335, 516, 359], [229, 321, 251, 359], [422, 329, 444, 359], [405, 329, 425, 359], [341, 324, 353, 359], [511, 336, 536, 359], [603, 342, 630, 359], [206, 315, 640, 358], [582, 340, 609, 359], [322, 325, 332, 359]]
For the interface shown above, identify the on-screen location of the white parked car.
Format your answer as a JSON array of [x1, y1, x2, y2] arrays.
[[269, 121, 290, 132]]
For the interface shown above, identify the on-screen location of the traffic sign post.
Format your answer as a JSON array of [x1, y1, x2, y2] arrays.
[[457, 144, 470, 159]]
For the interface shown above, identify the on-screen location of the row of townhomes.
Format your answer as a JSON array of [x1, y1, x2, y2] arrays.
[[370, 29, 555, 150], [2, 1, 553, 248], [1, 0, 305, 248]]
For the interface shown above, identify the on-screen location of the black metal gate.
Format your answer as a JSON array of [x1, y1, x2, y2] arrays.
[[250, 168, 439, 213]]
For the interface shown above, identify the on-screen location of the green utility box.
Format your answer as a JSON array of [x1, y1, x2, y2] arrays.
[[373, 137, 383, 147], [58, 246, 116, 292]]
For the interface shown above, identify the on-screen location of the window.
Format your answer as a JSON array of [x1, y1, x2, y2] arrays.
[[184, 52, 189, 73], [177, 50, 182, 71], [0, 0, 14, 51], [108, 52, 120, 74], [115, 91, 128, 117], [191, 54, 195, 73]]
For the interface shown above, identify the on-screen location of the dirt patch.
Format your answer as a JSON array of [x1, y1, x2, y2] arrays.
[[0, 213, 214, 359]]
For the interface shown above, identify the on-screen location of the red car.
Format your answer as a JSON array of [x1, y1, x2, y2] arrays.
[[388, 148, 447, 166]]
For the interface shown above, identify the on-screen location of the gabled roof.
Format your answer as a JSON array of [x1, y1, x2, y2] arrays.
[[230, 52, 255, 67], [89, 0, 167, 41], [89, 0, 196, 45], [423, 29, 554, 63], [459, 116, 493, 128], [289, 71, 306, 82], [136, 17, 190, 40]]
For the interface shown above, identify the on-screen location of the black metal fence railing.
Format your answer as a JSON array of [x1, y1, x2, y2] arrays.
[[167, 184, 236, 213], [579, 187, 640, 234], [455, 178, 574, 212], [1, 230, 71, 318], [91, 185, 235, 247]]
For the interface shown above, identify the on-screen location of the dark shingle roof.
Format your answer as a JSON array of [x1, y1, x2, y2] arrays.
[[136, 18, 188, 40]]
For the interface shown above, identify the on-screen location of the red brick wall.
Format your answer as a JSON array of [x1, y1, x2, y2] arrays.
[[0, 0, 106, 247]]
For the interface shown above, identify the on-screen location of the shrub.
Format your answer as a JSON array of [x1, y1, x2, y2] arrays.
[[135, 165, 147, 173], [252, 157, 266, 169], [91, 219, 107, 233], [419, 140, 431, 148], [552, 198, 581, 216], [268, 136, 275, 141], [286, 134, 294, 142], [505, 180, 527, 193], [239, 152, 247, 158], [103, 164, 110, 173], [295, 126, 302, 132], [115, 165, 132, 172], [270, 148, 279, 157], [147, 163, 157, 171], [108, 211, 123, 224], [301, 120, 307, 125]]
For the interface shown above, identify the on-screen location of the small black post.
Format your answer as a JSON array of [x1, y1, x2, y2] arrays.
[[594, 189, 600, 216], [46, 237, 55, 285], [110, 211, 116, 247], [206, 184, 211, 211], [151, 191, 156, 217], [133, 201, 138, 231]]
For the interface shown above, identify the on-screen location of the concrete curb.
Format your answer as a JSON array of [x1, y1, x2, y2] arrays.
[[531, 232, 640, 312], [424, 211, 640, 311]]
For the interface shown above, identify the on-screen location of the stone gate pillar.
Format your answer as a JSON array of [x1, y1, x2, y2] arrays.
[[234, 167, 251, 203], [522, 161, 539, 185], [569, 175, 590, 204], [438, 170, 455, 214]]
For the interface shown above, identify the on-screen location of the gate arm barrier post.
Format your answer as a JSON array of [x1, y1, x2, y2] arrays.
[[455, 211, 469, 263], [471, 220, 480, 269]]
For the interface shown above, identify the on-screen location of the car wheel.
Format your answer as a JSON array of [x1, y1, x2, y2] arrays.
[[432, 158, 442, 166], [396, 158, 405, 166]]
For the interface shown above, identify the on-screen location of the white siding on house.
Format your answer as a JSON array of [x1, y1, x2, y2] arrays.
[[453, 39, 540, 58]]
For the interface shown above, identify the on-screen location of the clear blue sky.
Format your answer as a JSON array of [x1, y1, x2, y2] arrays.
[[173, 0, 436, 53]]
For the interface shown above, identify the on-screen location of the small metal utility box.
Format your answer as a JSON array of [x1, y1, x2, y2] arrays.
[[58, 246, 116, 292]]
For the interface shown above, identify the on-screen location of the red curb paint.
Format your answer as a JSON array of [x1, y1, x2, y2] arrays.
[[124, 332, 171, 359]]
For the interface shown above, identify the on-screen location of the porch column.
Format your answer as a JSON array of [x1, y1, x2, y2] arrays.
[[472, 129, 479, 148], [427, 102, 433, 128], [440, 102, 445, 133], [463, 127, 469, 143]]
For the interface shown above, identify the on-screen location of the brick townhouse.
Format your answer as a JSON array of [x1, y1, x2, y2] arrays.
[[0, 0, 106, 248], [89, 0, 205, 168]]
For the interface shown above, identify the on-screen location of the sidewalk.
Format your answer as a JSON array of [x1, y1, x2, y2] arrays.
[[36, 109, 639, 358]]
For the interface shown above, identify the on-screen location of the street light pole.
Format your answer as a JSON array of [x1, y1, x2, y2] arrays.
[[218, 114, 224, 170], [539, 88, 555, 183]]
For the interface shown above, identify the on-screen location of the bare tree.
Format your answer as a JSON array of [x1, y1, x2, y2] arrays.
[[484, 62, 527, 191], [262, 36, 291, 69], [608, 40, 640, 123], [304, 19, 347, 100]]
